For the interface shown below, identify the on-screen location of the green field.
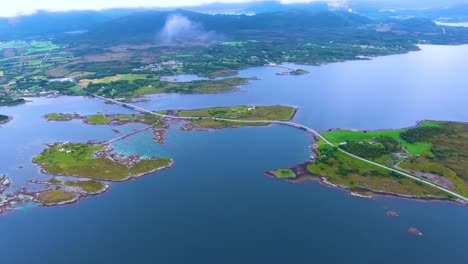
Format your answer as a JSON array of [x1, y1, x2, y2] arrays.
[[79, 73, 152, 87], [322, 125, 433, 156], [34, 143, 172, 181]]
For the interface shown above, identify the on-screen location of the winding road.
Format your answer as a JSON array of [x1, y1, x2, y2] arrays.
[[89, 93, 468, 202]]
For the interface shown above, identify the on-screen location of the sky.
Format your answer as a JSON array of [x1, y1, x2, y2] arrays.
[[0, 0, 347, 17], [2, 0, 465, 17]]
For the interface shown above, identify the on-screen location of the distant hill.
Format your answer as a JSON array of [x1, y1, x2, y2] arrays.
[[1, 8, 467, 46], [82, 10, 374, 43], [0, 9, 138, 40]]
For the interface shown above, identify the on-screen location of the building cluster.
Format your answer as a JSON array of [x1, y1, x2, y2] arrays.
[[133, 60, 183, 72]]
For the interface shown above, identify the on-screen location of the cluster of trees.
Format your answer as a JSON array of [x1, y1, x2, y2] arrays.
[[400, 127, 450, 144], [43, 81, 76, 94], [340, 136, 401, 159]]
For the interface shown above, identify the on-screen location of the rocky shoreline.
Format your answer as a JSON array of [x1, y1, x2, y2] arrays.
[[4, 142, 174, 214]]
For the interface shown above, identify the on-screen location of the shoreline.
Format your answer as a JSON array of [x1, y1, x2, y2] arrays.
[[268, 161, 465, 205]]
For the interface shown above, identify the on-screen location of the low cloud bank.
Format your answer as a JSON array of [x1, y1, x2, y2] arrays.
[[158, 14, 217, 45]]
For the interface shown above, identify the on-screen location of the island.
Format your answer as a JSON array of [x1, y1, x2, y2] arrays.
[[34, 143, 173, 181], [44, 113, 77, 121], [276, 69, 310, 76], [0, 96, 26, 106], [177, 105, 296, 129], [0, 114, 11, 124], [269, 121, 468, 202]]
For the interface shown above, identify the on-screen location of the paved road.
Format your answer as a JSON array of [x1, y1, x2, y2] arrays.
[[100, 125, 154, 146], [89, 93, 468, 202]]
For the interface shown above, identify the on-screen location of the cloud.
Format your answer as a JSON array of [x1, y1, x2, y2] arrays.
[[158, 14, 217, 45]]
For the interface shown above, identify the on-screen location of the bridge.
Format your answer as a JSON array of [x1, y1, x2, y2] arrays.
[[88, 92, 468, 202]]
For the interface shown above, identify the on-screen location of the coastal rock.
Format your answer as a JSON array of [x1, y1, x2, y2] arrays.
[[408, 227, 423, 236], [386, 210, 399, 217], [2, 178, 10, 186]]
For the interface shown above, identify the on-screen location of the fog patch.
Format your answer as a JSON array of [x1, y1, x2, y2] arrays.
[[158, 15, 217, 45]]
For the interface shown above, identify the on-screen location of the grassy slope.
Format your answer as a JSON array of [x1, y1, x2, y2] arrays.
[[398, 122, 468, 195], [308, 121, 467, 198]]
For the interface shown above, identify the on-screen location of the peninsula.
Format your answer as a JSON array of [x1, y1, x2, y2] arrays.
[[270, 121, 468, 202]]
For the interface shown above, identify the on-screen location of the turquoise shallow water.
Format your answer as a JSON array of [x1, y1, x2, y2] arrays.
[[0, 45, 467, 263]]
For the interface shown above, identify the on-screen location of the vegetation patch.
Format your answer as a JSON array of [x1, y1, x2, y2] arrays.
[[79, 73, 151, 87], [65, 180, 106, 193], [291, 69, 309, 75], [270, 169, 296, 179], [44, 113, 74, 121], [85, 114, 111, 125], [37, 190, 77, 205]]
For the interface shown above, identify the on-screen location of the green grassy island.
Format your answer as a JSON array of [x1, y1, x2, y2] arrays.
[[271, 121, 468, 200], [290, 69, 309, 75], [36, 190, 77, 205], [33, 143, 172, 181], [44, 113, 75, 121], [178, 105, 296, 129]]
